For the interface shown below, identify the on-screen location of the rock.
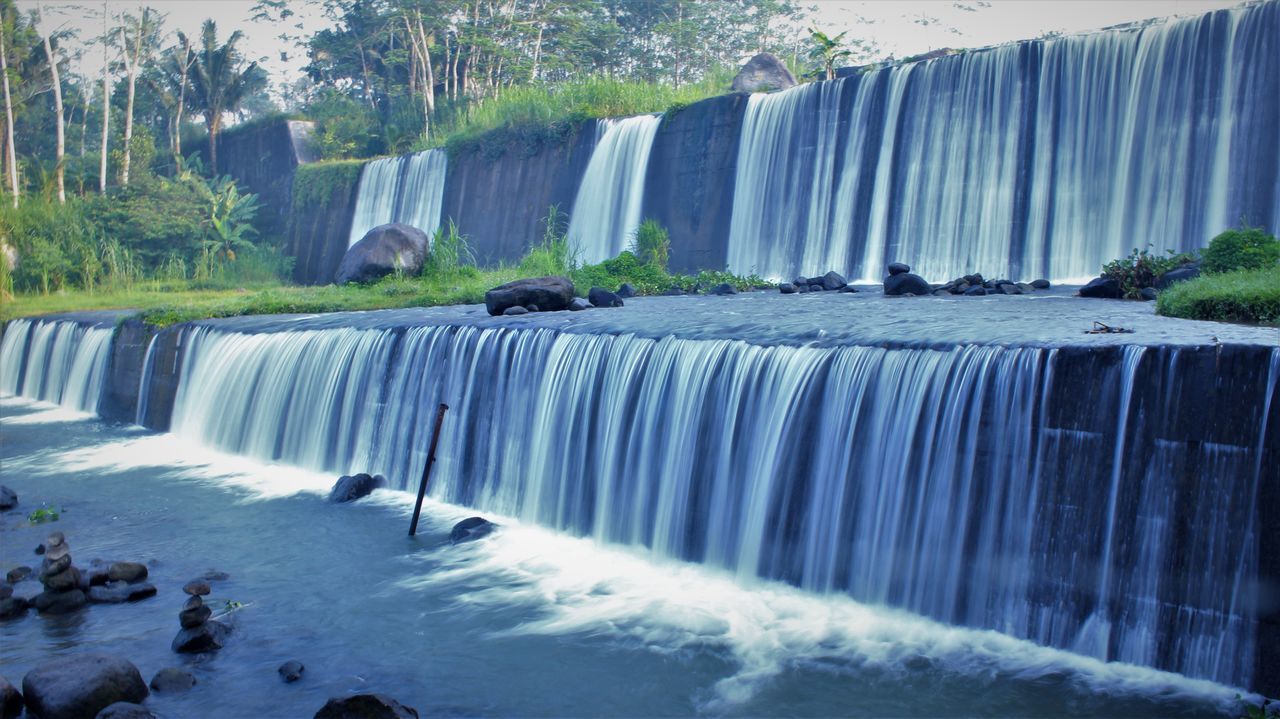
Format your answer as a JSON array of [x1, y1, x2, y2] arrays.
[[45, 544, 70, 563], [568, 297, 591, 311], [796, 283, 810, 293], [986, 283, 1005, 295], [46, 532, 66, 549], [1140, 287, 1159, 301], [88, 569, 111, 586], [616, 283, 637, 299], [5, 567, 31, 584], [43, 554, 73, 576], [998, 283, 1022, 295], [106, 563, 147, 583], [172, 620, 229, 654], [887, 262, 911, 276], [1031, 278, 1051, 289], [95, 702, 156, 719], [314, 694, 419, 719], [35, 544, 45, 556], [1079, 277, 1122, 299], [0, 486, 15, 511], [183, 596, 203, 611], [21, 654, 148, 719], [839, 286, 859, 293], [32, 589, 87, 615], [179, 604, 213, 628], [1, 675, 20, 719], [779, 283, 797, 294], [200, 570, 230, 582], [182, 581, 211, 597], [1016, 282, 1034, 293], [42, 567, 81, 593], [329, 473, 386, 503], [588, 287, 624, 308], [526, 304, 540, 313], [730, 52, 797, 94], [335, 223, 430, 285], [709, 283, 737, 296], [660, 287, 684, 296], [0, 596, 28, 620], [1155, 265, 1200, 289], [932, 289, 951, 296], [0, 585, 9, 600], [808, 284, 824, 292], [88, 582, 156, 604], [883, 273, 932, 296], [278, 661, 305, 683], [820, 271, 847, 291], [485, 276, 574, 316], [964, 286, 988, 296], [450, 517, 497, 544], [502, 306, 529, 316], [149, 668, 196, 693]]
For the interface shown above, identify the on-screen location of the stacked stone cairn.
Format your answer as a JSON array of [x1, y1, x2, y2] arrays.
[[32, 532, 87, 615], [172, 581, 229, 653]]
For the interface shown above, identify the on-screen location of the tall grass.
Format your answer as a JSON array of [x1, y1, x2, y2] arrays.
[[1155, 266, 1280, 325]]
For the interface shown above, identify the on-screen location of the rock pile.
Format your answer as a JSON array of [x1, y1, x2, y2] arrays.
[[485, 276, 575, 316], [882, 264, 1054, 297], [32, 533, 86, 615], [171, 581, 229, 654], [87, 562, 157, 604], [780, 271, 854, 294]]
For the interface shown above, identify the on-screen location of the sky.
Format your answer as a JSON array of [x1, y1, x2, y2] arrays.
[[22, 0, 1248, 100]]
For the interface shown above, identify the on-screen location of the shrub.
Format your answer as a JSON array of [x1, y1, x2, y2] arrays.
[[1101, 246, 1195, 299], [1156, 266, 1280, 325], [631, 219, 670, 269], [518, 205, 577, 276], [1201, 226, 1280, 274], [422, 219, 475, 277]]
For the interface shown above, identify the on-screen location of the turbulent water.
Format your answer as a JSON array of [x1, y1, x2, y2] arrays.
[[347, 148, 448, 246], [567, 114, 663, 264], [0, 317, 114, 413], [727, 2, 1280, 282]]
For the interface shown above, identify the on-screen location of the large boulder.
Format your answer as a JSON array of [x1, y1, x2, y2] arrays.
[[335, 223, 430, 285], [329, 473, 386, 503], [1155, 265, 1200, 289], [315, 694, 419, 719], [1079, 277, 1122, 299], [819, 271, 847, 291], [588, 287, 624, 308], [731, 53, 797, 93], [21, 654, 148, 719], [883, 273, 932, 296], [484, 276, 574, 316]]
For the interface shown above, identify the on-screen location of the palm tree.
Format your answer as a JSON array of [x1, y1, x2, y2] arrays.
[[809, 29, 852, 82], [187, 19, 266, 173]]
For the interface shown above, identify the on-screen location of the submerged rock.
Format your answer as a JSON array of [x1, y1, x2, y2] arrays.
[[329, 473, 386, 503], [149, 668, 196, 693], [5, 567, 31, 584], [21, 654, 148, 719], [502, 306, 529, 316], [171, 620, 229, 654], [278, 661, 305, 683], [314, 694, 419, 719], [709, 283, 737, 296], [730, 53, 797, 94], [335, 224, 430, 285], [0, 485, 16, 511], [87, 582, 156, 604], [450, 517, 497, 544], [0, 596, 29, 620], [588, 287, 624, 308], [107, 563, 147, 583], [485, 276, 574, 316], [1079, 277, 1122, 299], [95, 702, 156, 719]]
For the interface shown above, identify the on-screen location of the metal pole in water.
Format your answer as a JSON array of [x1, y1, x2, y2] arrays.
[[409, 403, 449, 537]]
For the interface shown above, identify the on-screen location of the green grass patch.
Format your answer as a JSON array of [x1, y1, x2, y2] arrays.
[[1155, 267, 1280, 325]]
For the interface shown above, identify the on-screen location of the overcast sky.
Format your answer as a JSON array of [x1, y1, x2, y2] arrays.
[[23, 0, 1247, 96]]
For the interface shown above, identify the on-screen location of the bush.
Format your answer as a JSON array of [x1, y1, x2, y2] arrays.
[[422, 219, 475, 277], [1101, 246, 1195, 299], [631, 219, 670, 269], [518, 205, 577, 276], [1156, 266, 1280, 325], [1201, 226, 1280, 274]]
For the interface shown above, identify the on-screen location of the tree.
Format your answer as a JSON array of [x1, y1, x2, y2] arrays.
[[115, 7, 162, 186], [808, 28, 851, 81], [187, 19, 267, 173], [35, 2, 69, 202], [0, 8, 18, 206]]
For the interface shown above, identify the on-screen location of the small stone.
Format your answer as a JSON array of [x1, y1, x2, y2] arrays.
[[44, 542, 70, 562], [1016, 282, 1034, 293], [1031, 278, 1051, 289], [42, 554, 72, 576], [778, 283, 797, 294], [887, 262, 910, 276], [5, 567, 32, 584], [839, 285, 859, 293], [0, 596, 29, 620], [42, 567, 81, 593], [660, 287, 684, 296], [179, 604, 212, 628], [932, 289, 951, 296], [88, 583, 156, 604], [45, 532, 66, 549], [315, 694, 419, 719], [172, 620, 229, 654], [182, 581, 211, 597], [964, 286, 988, 296], [32, 589, 87, 615], [328, 473, 385, 503], [149, 668, 196, 693], [35, 544, 45, 556], [568, 297, 591, 311], [200, 570, 230, 582], [616, 283, 636, 298], [450, 516, 497, 544], [107, 563, 148, 583], [796, 284, 810, 293], [588, 287, 624, 308], [999, 283, 1022, 295], [525, 304, 540, 312], [96, 702, 156, 719], [278, 661, 305, 683], [502, 305, 528, 316], [183, 596, 203, 611], [89, 569, 111, 586], [0, 485, 16, 511]]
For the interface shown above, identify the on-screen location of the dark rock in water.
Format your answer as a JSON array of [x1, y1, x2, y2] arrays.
[[883, 273, 932, 296], [1155, 265, 1200, 289], [1140, 287, 1159, 301], [315, 694, 419, 719], [485, 276, 574, 316], [1015, 282, 1034, 293], [278, 661, 305, 683], [89, 569, 111, 586], [179, 604, 212, 628], [35, 544, 45, 556], [932, 289, 951, 296], [964, 286, 988, 296], [41, 568, 81, 593], [616, 283, 637, 299], [808, 283, 824, 292], [839, 285, 859, 293], [986, 283, 1006, 295], [329, 473, 386, 503], [21, 653, 148, 719], [820, 271, 848, 291], [0, 585, 10, 600], [172, 620, 229, 654], [1031, 278, 1051, 289], [730, 52, 797, 94], [568, 297, 591, 311], [796, 284, 810, 293], [1079, 277, 1122, 299], [1, 675, 21, 719], [887, 262, 911, 276], [42, 554, 72, 576], [88, 583, 156, 605], [95, 702, 156, 719], [107, 563, 147, 583], [450, 517, 497, 544], [588, 287, 624, 308], [335, 223, 430, 285], [999, 283, 1022, 295], [0, 597, 28, 620], [182, 581, 211, 597], [526, 304, 540, 313], [502, 306, 529, 316], [183, 596, 202, 611], [0, 486, 15, 511], [709, 283, 737, 296], [149, 668, 196, 693], [779, 283, 797, 294], [5, 567, 31, 584], [660, 287, 684, 296], [32, 589, 87, 615], [200, 570, 230, 582]]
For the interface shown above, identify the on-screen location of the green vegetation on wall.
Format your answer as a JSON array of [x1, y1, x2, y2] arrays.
[[290, 159, 366, 212]]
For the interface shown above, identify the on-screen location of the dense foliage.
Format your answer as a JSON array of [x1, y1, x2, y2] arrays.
[[1200, 226, 1280, 274], [1100, 246, 1195, 299], [1156, 267, 1280, 325]]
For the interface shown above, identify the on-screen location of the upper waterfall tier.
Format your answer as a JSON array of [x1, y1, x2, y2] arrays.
[[567, 114, 663, 264], [348, 148, 448, 247]]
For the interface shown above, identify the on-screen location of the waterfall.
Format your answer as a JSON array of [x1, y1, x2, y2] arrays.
[[348, 148, 448, 247], [567, 115, 663, 264], [0, 318, 114, 412], [727, 2, 1279, 282], [163, 319, 1278, 690]]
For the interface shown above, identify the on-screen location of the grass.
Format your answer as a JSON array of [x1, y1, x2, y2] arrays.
[[1155, 266, 1280, 325]]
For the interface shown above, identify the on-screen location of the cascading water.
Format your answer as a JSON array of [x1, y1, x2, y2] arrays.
[[566, 115, 663, 264], [727, 2, 1279, 282], [0, 318, 115, 412], [162, 318, 1279, 692], [347, 148, 448, 246]]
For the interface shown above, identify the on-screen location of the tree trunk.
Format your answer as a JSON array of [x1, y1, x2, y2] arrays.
[[208, 113, 220, 174], [175, 38, 190, 158], [99, 8, 110, 194], [39, 11, 66, 203], [0, 27, 19, 207]]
